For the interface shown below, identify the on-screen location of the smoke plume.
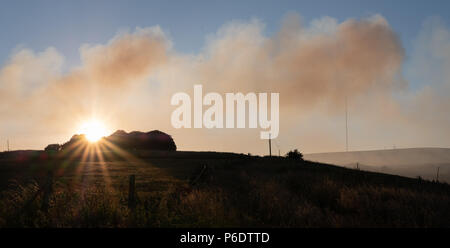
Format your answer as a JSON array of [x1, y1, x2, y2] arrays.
[[0, 13, 448, 154]]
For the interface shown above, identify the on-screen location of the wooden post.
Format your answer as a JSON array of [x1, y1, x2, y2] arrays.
[[269, 133, 272, 157], [41, 172, 53, 212], [128, 175, 136, 209], [436, 167, 440, 182]]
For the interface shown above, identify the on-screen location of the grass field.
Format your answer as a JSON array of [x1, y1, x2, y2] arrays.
[[1, 149, 450, 227]]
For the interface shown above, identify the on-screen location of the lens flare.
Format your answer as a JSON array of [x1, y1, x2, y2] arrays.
[[78, 120, 108, 142]]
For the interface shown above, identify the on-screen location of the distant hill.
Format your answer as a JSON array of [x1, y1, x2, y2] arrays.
[[304, 148, 450, 182]]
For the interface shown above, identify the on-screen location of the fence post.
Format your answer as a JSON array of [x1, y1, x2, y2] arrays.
[[436, 167, 440, 182], [41, 172, 53, 212], [128, 175, 136, 209]]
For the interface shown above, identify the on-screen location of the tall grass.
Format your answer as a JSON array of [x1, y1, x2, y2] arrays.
[[1, 158, 450, 227]]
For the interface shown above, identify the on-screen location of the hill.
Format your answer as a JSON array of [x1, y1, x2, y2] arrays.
[[0, 149, 449, 227], [304, 148, 450, 183]]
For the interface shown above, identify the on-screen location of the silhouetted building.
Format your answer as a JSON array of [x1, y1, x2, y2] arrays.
[[44, 144, 61, 152]]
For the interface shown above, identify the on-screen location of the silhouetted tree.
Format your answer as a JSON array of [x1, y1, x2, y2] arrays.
[[61, 134, 88, 151], [105, 130, 177, 151], [286, 149, 303, 160], [59, 130, 177, 151]]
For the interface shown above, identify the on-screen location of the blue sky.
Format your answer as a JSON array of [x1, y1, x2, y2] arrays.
[[0, 0, 448, 68]]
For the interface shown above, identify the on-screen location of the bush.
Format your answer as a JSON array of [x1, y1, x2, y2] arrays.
[[286, 149, 303, 160]]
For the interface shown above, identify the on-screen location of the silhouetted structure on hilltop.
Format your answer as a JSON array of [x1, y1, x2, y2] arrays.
[[44, 144, 61, 152]]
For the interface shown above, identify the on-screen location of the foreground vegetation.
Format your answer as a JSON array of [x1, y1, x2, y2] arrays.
[[0, 150, 449, 227]]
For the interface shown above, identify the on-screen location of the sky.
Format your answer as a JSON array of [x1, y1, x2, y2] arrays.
[[0, 0, 450, 154], [1, 0, 449, 68]]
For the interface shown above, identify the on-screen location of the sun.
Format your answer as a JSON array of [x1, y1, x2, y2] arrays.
[[78, 119, 108, 142]]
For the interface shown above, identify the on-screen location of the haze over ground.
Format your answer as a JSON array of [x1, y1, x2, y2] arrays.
[[0, 0, 450, 155], [305, 148, 450, 183]]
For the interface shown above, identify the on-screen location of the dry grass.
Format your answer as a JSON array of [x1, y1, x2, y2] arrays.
[[0, 152, 450, 227]]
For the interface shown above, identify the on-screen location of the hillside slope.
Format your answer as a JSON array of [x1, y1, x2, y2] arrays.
[[1, 150, 450, 227]]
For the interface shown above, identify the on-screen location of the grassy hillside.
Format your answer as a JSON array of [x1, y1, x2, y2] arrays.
[[0, 149, 449, 227]]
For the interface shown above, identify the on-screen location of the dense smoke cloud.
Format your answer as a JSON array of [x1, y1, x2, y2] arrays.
[[187, 13, 404, 109], [0, 13, 448, 154]]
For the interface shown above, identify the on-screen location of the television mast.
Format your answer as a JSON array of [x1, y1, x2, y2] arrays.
[[345, 97, 348, 152]]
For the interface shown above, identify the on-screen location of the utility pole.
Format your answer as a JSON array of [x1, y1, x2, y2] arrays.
[[7, 139, 9, 152], [269, 133, 272, 157]]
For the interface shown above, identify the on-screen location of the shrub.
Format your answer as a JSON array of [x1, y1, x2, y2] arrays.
[[286, 149, 303, 160]]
